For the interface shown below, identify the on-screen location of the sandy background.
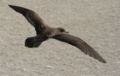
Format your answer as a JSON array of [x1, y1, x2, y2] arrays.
[[0, 0, 120, 76]]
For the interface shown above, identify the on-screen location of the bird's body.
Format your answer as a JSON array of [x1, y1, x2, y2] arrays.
[[9, 5, 106, 63]]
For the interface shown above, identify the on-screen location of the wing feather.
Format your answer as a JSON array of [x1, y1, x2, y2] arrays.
[[9, 5, 46, 34], [54, 33, 106, 63]]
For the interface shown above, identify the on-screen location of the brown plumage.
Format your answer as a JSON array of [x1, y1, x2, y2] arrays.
[[9, 5, 106, 63]]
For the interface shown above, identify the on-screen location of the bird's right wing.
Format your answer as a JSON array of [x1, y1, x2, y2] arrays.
[[9, 5, 47, 34], [53, 33, 106, 63]]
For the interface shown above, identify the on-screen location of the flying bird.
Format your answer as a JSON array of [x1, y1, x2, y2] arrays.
[[9, 5, 106, 63]]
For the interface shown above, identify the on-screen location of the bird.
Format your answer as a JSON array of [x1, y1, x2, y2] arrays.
[[9, 5, 106, 63]]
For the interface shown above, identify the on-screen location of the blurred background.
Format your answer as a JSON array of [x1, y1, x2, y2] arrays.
[[0, 0, 120, 76]]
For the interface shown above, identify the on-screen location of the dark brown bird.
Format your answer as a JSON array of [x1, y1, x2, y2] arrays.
[[9, 5, 106, 63]]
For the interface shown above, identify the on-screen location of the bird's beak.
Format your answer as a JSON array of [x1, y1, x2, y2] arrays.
[[65, 31, 69, 33]]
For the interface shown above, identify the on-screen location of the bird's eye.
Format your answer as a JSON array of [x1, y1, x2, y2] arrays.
[[58, 28, 65, 32]]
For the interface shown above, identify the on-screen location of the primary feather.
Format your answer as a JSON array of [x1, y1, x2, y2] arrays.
[[54, 33, 106, 63], [9, 5, 46, 34]]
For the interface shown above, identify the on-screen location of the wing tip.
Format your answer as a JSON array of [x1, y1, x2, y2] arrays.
[[94, 55, 107, 63], [8, 5, 17, 10], [100, 59, 107, 63], [8, 5, 14, 7], [8, 4, 29, 15], [8, 5, 12, 7]]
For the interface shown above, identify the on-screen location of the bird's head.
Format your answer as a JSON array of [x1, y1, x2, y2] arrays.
[[57, 27, 69, 33]]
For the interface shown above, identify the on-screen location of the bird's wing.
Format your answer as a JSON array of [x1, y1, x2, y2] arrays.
[[9, 5, 47, 34], [53, 33, 106, 63]]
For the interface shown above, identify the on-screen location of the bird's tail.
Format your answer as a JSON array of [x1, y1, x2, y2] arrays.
[[9, 5, 32, 15]]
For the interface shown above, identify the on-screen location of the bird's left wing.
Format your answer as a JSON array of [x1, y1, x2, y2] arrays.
[[53, 33, 106, 63], [9, 5, 47, 34]]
